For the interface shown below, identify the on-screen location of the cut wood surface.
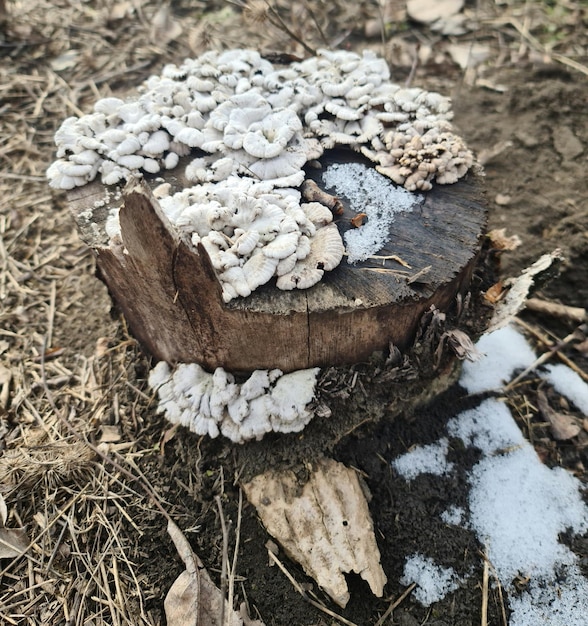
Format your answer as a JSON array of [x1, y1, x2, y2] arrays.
[[67, 152, 487, 372]]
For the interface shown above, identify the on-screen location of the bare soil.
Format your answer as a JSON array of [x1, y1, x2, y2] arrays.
[[0, 1, 586, 625]]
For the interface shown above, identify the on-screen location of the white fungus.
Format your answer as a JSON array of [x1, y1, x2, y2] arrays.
[[148, 361, 320, 444], [49, 48, 473, 299]]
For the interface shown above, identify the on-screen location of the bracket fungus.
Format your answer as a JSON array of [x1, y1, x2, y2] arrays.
[[52, 48, 483, 443]]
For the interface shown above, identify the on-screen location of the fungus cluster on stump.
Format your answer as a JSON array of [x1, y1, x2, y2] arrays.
[[52, 48, 489, 610]]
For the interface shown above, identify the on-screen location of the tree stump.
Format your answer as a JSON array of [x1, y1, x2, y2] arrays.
[[67, 151, 487, 374]]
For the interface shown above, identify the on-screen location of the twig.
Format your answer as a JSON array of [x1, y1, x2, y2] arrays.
[[504, 326, 582, 391], [267, 549, 359, 626], [373, 583, 416, 626], [264, 1, 316, 55], [481, 551, 489, 626], [228, 489, 243, 623], [513, 318, 588, 383], [215, 495, 229, 626], [525, 297, 586, 324]]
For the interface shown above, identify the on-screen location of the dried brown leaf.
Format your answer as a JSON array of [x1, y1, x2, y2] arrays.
[[537, 391, 581, 441], [242, 459, 387, 608], [165, 520, 249, 626], [0, 527, 29, 559]]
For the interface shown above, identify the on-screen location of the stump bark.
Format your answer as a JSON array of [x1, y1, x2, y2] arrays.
[[67, 152, 487, 373]]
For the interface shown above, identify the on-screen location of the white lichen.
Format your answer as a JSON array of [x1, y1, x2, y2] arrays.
[[148, 361, 320, 443]]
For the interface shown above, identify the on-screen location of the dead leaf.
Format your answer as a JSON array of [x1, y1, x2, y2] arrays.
[[150, 5, 183, 46], [242, 458, 387, 608], [350, 212, 367, 228], [484, 281, 505, 305], [165, 520, 254, 626], [407, 0, 463, 24], [99, 425, 122, 443], [447, 43, 490, 69], [441, 330, 481, 362], [0, 493, 7, 526], [0, 364, 11, 409], [487, 229, 522, 251], [0, 527, 29, 559], [537, 391, 581, 440]]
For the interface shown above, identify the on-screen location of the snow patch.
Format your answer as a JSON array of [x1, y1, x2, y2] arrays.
[[400, 554, 459, 606], [392, 437, 453, 481], [460, 325, 536, 393], [321, 162, 420, 263]]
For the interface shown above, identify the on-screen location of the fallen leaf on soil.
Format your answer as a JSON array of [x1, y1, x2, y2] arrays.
[[0, 493, 7, 525], [150, 5, 183, 46], [242, 458, 387, 608], [537, 390, 581, 440], [165, 520, 261, 626], [447, 43, 491, 69], [487, 228, 521, 251], [407, 0, 463, 24], [0, 364, 11, 409], [0, 527, 29, 559]]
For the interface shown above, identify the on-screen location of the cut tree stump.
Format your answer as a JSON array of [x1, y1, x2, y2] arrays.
[[67, 151, 487, 373]]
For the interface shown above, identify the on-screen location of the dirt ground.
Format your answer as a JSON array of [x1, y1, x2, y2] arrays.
[[0, 1, 587, 625]]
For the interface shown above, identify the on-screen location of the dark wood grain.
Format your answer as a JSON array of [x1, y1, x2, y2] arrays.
[[67, 152, 486, 372]]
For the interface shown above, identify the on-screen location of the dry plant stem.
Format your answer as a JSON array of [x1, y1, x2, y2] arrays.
[[514, 318, 588, 383], [264, 1, 316, 55], [266, 549, 359, 626], [525, 297, 586, 325], [504, 326, 583, 391], [228, 489, 243, 624], [373, 583, 416, 626], [38, 336, 172, 523], [481, 551, 489, 626], [489, 15, 588, 77], [215, 495, 229, 626]]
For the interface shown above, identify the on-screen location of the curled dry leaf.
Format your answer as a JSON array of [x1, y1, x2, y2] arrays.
[[165, 520, 263, 626], [537, 391, 581, 441], [242, 458, 387, 608], [486, 228, 522, 251], [0, 494, 30, 560]]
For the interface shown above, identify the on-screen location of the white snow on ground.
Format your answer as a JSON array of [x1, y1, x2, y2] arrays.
[[541, 363, 588, 415], [391, 325, 588, 625], [391, 438, 453, 480], [459, 325, 536, 393], [400, 554, 459, 606], [440, 505, 465, 526]]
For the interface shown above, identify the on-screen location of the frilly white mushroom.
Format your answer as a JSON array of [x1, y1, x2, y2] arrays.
[[154, 176, 342, 301], [48, 48, 474, 295], [49, 47, 473, 193], [148, 361, 320, 443]]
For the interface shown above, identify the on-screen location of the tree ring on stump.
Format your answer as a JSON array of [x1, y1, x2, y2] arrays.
[[67, 149, 487, 373]]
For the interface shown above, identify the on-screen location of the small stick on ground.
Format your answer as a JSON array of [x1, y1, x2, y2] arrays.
[[504, 325, 584, 391], [373, 582, 416, 626], [267, 549, 359, 626], [525, 297, 586, 324], [215, 495, 229, 626], [481, 551, 489, 626], [513, 318, 588, 383]]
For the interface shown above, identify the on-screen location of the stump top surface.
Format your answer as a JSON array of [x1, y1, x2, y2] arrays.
[[68, 150, 486, 316]]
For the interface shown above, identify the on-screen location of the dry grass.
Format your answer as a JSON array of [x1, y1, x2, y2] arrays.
[[0, 0, 586, 624]]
